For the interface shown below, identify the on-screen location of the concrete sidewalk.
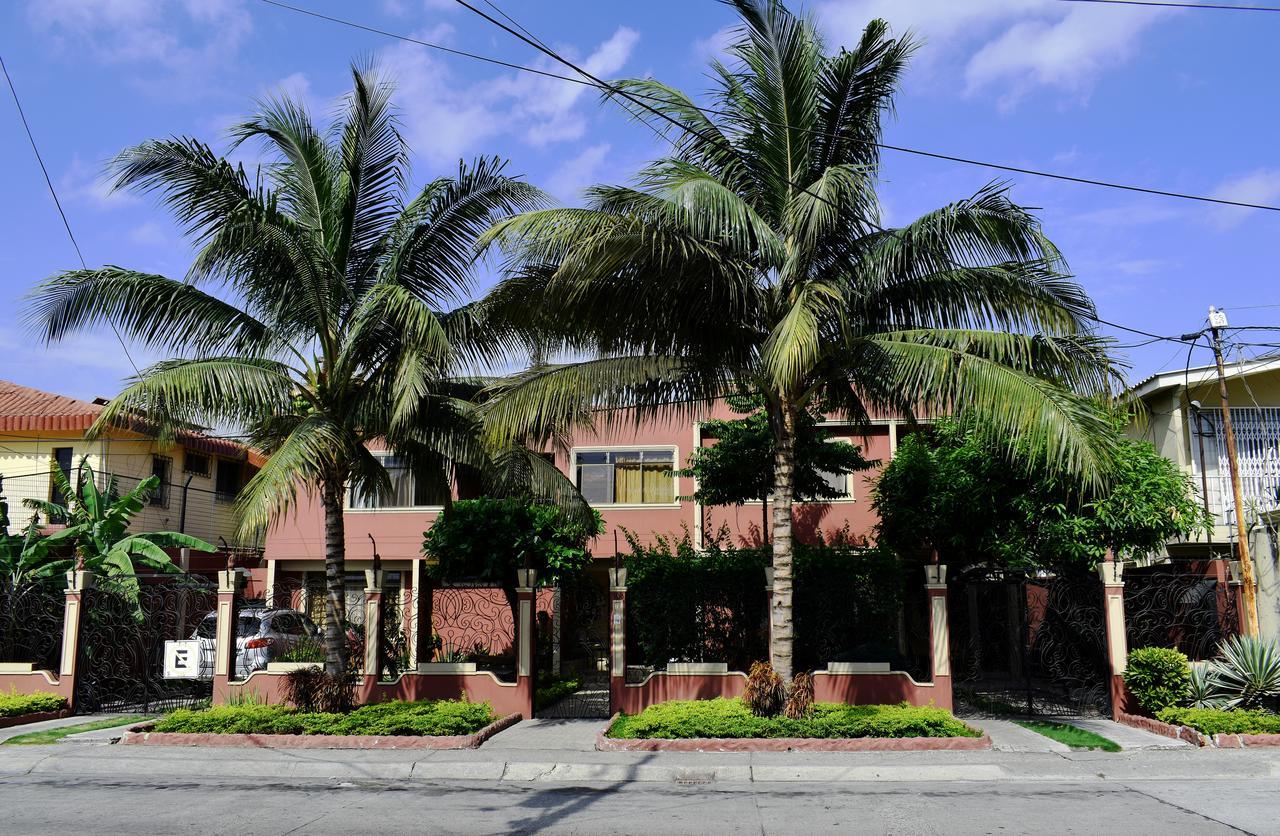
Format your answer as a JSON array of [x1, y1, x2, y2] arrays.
[[0, 714, 145, 744]]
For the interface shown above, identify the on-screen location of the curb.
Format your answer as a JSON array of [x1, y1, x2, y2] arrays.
[[1115, 711, 1208, 747], [0, 708, 73, 730], [119, 712, 522, 750], [594, 713, 992, 752]]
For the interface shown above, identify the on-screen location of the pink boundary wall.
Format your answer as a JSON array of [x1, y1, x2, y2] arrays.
[[0, 671, 74, 704], [614, 670, 943, 716], [220, 670, 530, 718]]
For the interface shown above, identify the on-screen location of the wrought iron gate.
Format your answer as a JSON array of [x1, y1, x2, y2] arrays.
[[537, 573, 610, 718], [76, 575, 217, 713], [949, 567, 1110, 717], [1124, 562, 1238, 661]]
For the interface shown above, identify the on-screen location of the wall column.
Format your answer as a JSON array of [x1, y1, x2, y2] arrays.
[[608, 567, 627, 716], [60, 569, 92, 710], [1099, 559, 1130, 719], [924, 564, 953, 712], [363, 570, 384, 689], [515, 569, 537, 719], [212, 569, 240, 705]]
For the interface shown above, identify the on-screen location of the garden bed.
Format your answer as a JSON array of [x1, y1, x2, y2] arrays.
[[1156, 707, 1280, 749], [0, 691, 70, 729], [121, 700, 520, 749], [597, 699, 989, 752]]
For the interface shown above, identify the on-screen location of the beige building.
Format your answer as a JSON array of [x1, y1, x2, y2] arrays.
[[1126, 356, 1280, 637], [0, 380, 262, 550]]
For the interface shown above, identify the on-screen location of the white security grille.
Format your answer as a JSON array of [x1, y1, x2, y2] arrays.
[[1190, 407, 1280, 528]]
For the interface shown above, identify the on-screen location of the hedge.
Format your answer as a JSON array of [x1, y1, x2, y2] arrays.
[[153, 700, 496, 736], [1123, 647, 1192, 714], [606, 698, 979, 740], [1156, 707, 1280, 736], [0, 691, 67, 718]]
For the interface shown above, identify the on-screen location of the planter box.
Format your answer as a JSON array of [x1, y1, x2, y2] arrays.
[[0, 708, 72, 730], [596, 715, 990, 752], [120, 712, 521, 750], [825, 662, 891, 674], [665, 662, 729, 675], [418, 662, 478, 674], [265, 662, 321, 674]]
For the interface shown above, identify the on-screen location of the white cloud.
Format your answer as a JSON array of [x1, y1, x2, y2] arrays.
[[128, 221, 167, 246], [812, 1, 1172, 108], [694, 25, 736, 62], [379, 25, 640, 165], [60, 156, 137, 209], [27, 0, 251, 73], [547, 143, 611, 203], [1209, 169, 1280, 230]]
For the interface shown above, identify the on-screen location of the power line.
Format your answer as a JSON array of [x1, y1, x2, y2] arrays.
[[1057, 0, 1280, 11], [255, 0, 1280, 214], [0, 53, 142, 377]]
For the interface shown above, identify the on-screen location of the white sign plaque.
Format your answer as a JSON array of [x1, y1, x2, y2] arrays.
[[163, 639, 201, 680]]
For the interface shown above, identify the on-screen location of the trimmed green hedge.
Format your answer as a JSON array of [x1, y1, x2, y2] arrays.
[[1123, 647, 1191, 714], [606, 699, 980, 740], [153, 700, 496, 737], [0, 691, 67, 718], [1156, 707, 1280, 736]]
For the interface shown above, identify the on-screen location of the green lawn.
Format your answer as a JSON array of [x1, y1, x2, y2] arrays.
[[607, 699, 981, 740], [1015, 720, 1121, 752], [4, 715, 146, 745]]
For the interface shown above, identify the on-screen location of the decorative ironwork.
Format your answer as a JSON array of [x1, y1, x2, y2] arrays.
[[1125, 562, 1238, 661], [949, 567, 1109, 717], [76, 574, 217, 713], [0, 579, 64, 672], [538, 574, 610, 718]]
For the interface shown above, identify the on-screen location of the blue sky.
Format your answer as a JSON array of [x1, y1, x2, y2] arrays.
[[2, 0, 1278, 401]]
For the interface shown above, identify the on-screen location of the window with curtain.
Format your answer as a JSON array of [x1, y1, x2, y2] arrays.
[[348, 455, 434, 508], [575, 449, 675, 505]]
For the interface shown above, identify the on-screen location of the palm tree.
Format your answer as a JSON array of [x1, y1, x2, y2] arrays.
[[27, 65, 551, 676], [479, 1, 1117, 680]]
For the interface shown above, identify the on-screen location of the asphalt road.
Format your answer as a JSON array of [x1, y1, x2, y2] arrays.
[[1, 773, 1277, 835]]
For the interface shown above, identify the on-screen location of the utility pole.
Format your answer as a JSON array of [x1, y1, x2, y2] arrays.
[[1207, 306, 1260, 636]]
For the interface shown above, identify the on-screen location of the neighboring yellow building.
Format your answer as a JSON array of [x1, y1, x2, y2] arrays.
[[0, 379, 262, 551]]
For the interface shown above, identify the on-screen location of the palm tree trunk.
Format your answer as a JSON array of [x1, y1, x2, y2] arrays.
[[321, 478, 348, 678], [769, 405, 797, 680]]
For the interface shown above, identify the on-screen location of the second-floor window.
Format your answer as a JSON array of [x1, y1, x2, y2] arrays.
[[184, 452, 210, 477], [575, 449, 676, 505], [215, 459, 242, 502], [348, 455, 434, 509], [150, 456, 171, 507]]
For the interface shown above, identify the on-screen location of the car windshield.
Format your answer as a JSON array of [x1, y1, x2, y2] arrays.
[[195, 615, 263, 638]]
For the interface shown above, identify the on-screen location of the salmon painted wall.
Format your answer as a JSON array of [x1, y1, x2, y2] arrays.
[[264, 401, 904, 564]]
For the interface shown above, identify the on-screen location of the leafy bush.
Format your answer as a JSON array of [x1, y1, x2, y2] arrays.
[[1156, 706, 1280, 736], [153, 700, 496, 736], [283, 668, 354, 713], [1123, 647, 1191, 714], [607, 699, 979, 740], [743, 661, 786, 717], [783, 671, 814, 720], [0, 689, 66, 718], [1212, 635, 1280, 709], [534, 675, 583, 711]]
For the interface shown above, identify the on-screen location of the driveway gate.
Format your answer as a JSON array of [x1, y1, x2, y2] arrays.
[[949, 567, 1110, 716], [536, 572, 611, 718], [76, 574, 217, 713]]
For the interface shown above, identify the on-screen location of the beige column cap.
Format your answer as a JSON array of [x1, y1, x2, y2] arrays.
[[364, 569, 384, 592], [1097, 561, 1125, 586], [923, 564, 947, 588], [608, 566, 628, 591], [515, 567, 537, 591]]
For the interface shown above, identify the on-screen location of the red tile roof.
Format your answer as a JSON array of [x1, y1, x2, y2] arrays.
[[0, 379, 261, 464]]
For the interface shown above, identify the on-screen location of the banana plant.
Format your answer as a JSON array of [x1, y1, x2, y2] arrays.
[[0, 490, 56, 590], [22, 459, 215, 606]]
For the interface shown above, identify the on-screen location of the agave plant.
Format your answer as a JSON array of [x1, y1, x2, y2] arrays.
[[1212, 635, 1280, 709], [1186, 662, 1226, 710]]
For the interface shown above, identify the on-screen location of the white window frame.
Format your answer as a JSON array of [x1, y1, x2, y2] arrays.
[[570, 445, 682, 509], [345, 452, 445, 513]]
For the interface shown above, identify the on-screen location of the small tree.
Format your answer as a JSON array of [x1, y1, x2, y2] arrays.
[[675, 395, 873, 542], [421, 498, 603, 629], [873, 418, 1210, 568]]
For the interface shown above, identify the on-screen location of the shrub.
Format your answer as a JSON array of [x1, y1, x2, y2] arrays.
[[1187, 663, 1226, 709], [1156, 706, 1280, 736], [783, 671, 814, 720], [283, 668, 354, 713], [1123, 647, 1191, 714], [743, 661, 786, 717], [1212, 635, 1280, 709], [153, 700, 497, 736], [607, 699, 979, 740], [0, 689, 66, 718]]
